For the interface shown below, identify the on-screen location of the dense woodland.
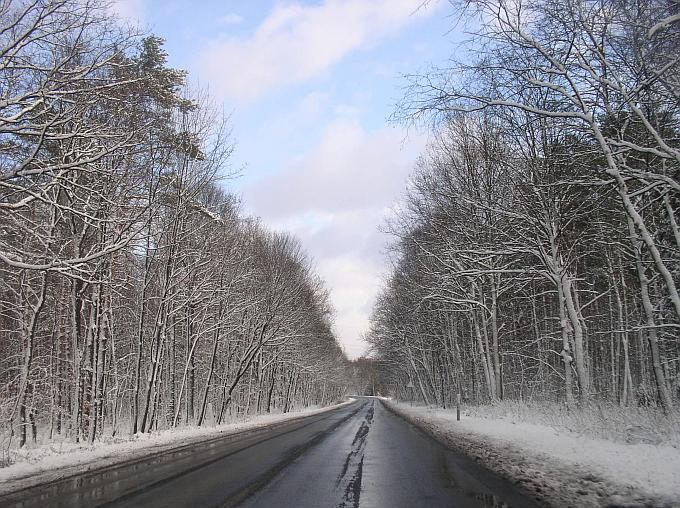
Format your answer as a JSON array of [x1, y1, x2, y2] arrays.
[[0, 0, 350, 459], [3, 0, 679, 468], [368, 0, 680, 411]]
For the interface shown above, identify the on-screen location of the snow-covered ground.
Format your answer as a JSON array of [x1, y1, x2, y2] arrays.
[[385, 400, 680, 507], [0, 399, 354, 495]]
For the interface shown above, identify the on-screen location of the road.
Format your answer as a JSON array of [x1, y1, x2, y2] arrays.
[[0, 398, 540, 507]]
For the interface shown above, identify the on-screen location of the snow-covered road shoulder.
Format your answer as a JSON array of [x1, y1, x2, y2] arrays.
[[384, 400, 680, 508], [0, 399, 355, 496]]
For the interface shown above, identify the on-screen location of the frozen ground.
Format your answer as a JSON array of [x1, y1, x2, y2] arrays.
[[386, 400, 680, 507], [0, 400, 353, 495]]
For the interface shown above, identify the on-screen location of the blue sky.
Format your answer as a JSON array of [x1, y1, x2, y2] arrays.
[[112, 0, 459, 358]]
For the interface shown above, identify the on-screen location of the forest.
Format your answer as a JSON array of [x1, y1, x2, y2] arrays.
[[0, 0, 350, 461], [3, 0, 679, 472], [368, 0, 680, 412]]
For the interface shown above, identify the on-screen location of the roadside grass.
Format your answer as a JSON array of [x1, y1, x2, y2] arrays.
[[462, 399, 680, 446]]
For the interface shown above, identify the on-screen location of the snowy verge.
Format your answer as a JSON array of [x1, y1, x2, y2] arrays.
[[0, 399, 355, 495], [384, 400, 680, 508]]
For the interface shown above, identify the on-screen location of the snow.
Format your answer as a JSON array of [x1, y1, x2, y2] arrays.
[[386, 401, 680, 507], [0, 399, 354, 495]]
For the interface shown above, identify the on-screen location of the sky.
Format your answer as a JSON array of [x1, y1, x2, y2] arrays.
[[111, 0, 458, 359]]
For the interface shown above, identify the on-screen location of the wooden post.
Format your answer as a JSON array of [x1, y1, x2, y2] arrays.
[[457, 393, 461, 421]]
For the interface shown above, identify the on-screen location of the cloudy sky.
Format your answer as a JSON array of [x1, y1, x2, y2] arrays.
[[112, 0, 457, 358]]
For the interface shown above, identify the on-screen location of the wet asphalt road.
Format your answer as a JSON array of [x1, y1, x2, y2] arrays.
[[0, 398, 539, 507]]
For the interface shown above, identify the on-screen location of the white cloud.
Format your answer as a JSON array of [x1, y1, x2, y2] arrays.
[[217, 13, 244, 25], [198, 0, 441, 102], [243, 118, 428, 358], [259, 91, 332, 141], [109, 0, 145, 23], [268, 210, 386, 359], [247, 117, 424, 216], [318, 256, 382, 358]]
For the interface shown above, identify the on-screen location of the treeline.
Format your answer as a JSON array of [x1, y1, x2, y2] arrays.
[[368, 0, 680, 411], [0, 0, 348, 455]]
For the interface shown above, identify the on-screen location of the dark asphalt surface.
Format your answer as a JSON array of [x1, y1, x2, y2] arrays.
[[0, 398, 540, 507]]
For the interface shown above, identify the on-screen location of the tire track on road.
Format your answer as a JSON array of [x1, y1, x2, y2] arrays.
[[336, 400, 374, 507]]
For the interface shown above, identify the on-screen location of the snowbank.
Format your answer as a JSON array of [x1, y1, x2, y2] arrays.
[[385, 401, 680, 508], [0, 399, 354, 495]]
